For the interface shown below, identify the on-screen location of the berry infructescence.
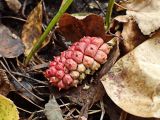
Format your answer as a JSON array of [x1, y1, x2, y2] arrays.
[[44, 36, 111, 90]]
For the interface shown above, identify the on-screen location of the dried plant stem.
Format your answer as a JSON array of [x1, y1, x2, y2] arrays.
[[24, 0, 73, 65]]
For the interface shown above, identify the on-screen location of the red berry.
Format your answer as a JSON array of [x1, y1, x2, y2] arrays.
[[56, 70, 65, 79], [91, 37, 104, 48], [57, 80, 65, 90], [72, 51, 83, 63], [75, 42, 87, 53], [94, 50, 107, 64], [83, 55, 94, 68], [85, 44, 98, 57], [99, 43, 110, 54], [65, 50, 73, 59], [63, 74, 73, 85], [49, 61, 56, 67], [80, 36, 91, 44], [65, 59, 77, 70], [54, 56, 60, 62], [56, 62, 64, 70]]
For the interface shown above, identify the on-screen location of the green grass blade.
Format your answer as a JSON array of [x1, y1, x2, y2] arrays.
[[105, 0, 115, 31]]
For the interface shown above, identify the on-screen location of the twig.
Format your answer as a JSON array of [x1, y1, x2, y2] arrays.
[[21, 0, 28, 17], [59, 99, 75, 118], [119, 111, 127, 120], [11, 71, 48, 85], [64, 108, 76, 119], [17, 106, 32, 114], [100, 100, 105, 120], [114, 2, 128, 10], [0, 16, 26, 22], [0, 61, 45, 102], [2, 57, 11, 71], [28, 110, 44, 120], [93, 0, 106, 16]]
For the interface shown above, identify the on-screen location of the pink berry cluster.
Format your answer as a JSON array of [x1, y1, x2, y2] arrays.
[[44, 36, 111, 90]]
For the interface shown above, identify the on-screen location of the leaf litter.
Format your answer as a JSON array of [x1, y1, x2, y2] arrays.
[[1, 0, 160, 119], [21, 1, 50, 56], [0, 24, 24, 58]]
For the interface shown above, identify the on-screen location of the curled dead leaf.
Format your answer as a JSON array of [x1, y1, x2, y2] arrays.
[[56, 13, 112, 42], [0, 24, 24, 58], [121, 17, 147, 53], [101, 31, 160, 118], [112, 16, 147, 53]]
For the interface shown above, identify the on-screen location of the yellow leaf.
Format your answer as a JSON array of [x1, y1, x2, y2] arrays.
[[0, 94, 19, 120]]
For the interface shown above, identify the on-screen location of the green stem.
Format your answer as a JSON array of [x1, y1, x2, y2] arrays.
[[105, 0, 115, 31], [24, 0, 73, 65]]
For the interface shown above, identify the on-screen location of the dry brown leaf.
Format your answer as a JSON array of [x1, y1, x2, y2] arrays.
[[5, 0, 21, 13], [101, 31, 160, 118], [56, 13, 112, 42], [0, 69, 14, 96], [0, 24, 24, 58], [120, 17, 147, 53], [22, 2, 44, 56], [120, 0, 160, 35], [113, 16, 147, 53]]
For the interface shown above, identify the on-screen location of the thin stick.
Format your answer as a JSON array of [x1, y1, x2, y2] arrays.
[[100, 100, 105, 120], [0, 16, 26, 22], [11, 71, 48, 85], [17, 106, 32, 114], [0, 61, 45, 102], [119, 111, 127, 120], [93, 0, 106, 16]]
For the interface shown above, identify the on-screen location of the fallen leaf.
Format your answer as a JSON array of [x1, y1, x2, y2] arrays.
[[5, 0, 21, 13], [44, 96, 64, 120], [112, 16, 147, 53], [0, 94, 19, 120], [0, 24, 24, 58], [56, 13, 113, 42], [101, 31, 160, 118], [120, 0, 160, 35], [22, 2, 45, 56], [0, 69, 14, 96]]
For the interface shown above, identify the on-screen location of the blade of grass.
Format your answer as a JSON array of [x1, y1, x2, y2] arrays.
[[105, 0, 115, 31], [60, 0, 67, 9], [24, 0, 73, 65]]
